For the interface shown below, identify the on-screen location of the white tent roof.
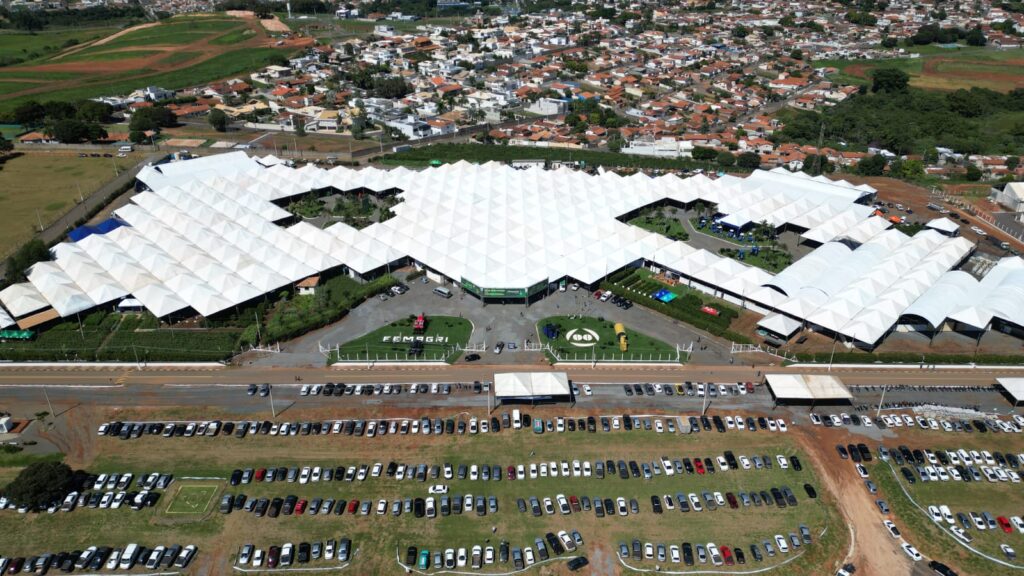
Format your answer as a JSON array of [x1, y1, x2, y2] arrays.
[[765, 374, 853, 401], [757, 313, 802, 338], [997, 378, 1024, 403], [926, 217, 960, 235], [494, 372, 571, 398]]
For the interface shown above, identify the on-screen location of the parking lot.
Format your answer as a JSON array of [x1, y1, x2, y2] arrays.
[[0, 400, 841, 575]]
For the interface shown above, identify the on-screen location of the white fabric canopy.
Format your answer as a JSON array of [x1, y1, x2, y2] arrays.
[[494, 372, 571, 398], [766, 374, 852, 401]]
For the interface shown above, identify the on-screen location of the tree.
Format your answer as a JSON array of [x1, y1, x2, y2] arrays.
[[294, 121, 306, 137], [789, 48, 803, 60], [3, 461, 74, 509], [129, 130, 148, 144], [871, 68, 909, 93], [857, 154, 888, 176], [731, 25, 750, 38], [965, 26, 986, 47], [880, 37, 898, 48], [13, 101, 45, 127], [129, 106, 176, 132], [737, 151, 762, 169], [692, 146, 718, 161], [208, 108, 229, 132], [45, 118, 91, 143], [716, 151, 736, 167], [965, 163, 983, 181], [0, 135, 12, 156], [6, 239, 49, 283], [75, 100, 112, 123], [1008, 157, 1020, 171]]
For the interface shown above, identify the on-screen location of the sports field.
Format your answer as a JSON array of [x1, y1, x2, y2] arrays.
[[0, 404, 844, 574], [817, 46, 1024, 92], [0, 152, 143, 256], [0, 14, 297, 114]]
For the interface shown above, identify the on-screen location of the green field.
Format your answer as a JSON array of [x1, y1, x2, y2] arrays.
[[0, 404, 844, 574], [816, 46, 1024, 92], [60, 49, 163, 63], [333, 315, 472, 363], [0, 152, 142, 256], [0, 26, 121, 64], [538, 315, 679, 362], [88, 19, 243, 51], [167, 484, 220, 515]]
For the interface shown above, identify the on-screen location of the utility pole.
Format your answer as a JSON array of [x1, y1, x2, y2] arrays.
[[254, 311, 263, 345], [876, 382, 888, 420], [269, 386, 277, 418], [42, 386, 54, 420], [35, 209, 44, 232]]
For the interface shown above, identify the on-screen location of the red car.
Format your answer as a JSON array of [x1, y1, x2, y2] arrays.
[[726, 492, 738, 509], [295, 499, 307, 514], [722, 546, 734, 566], [267, 546, 281, 569], [694, 459, 706, 475], [569, 495, 581, 513], [255, 468, 267, 482], [593, 290, 603, 299], [999, 516, 1013, 533], [507, 466, 516, 480], [347, 499, 359, 514]]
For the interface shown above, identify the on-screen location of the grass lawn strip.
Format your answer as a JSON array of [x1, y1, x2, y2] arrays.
[[18, 409, 842, 574], [333, 315, 471, 363], [538, 315, 679, 363], [166, 484, 220, 515]]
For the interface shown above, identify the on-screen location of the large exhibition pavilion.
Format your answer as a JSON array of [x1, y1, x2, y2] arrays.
[[2, 151, 1022, 349]]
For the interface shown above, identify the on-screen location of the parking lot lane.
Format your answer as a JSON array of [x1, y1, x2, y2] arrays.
[[794, 424, 911, 576]]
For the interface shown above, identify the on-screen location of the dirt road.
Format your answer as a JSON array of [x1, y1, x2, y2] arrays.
[[795, 425, 910, 576]]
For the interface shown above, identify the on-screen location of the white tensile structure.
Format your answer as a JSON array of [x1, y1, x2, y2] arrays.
[[0, 151, 1011, 348]]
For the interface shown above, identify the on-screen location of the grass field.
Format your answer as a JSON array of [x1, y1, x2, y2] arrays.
[[167, 484, 220, 515], [333, 315, 472, 363], [0, 26, 122, 63], [538, 315, 679, 362], [0, 15, 294, 115], [869, 425, 1024, 576], [816, 46, 1024, 92], [0, 405, 843, 574], [0, 152, 142, 256]]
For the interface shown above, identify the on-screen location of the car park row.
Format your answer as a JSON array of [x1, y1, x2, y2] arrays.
[[812, 411, 1024, 434], [96, 412, 790, 442], [617, 524, 813, 566], [223, 453, 804, 489], [220, 491, 500, 518], [235, 538, 352, 569], [0, 472, 171, 515], [871, 443, 1024, 484], [403, 529, 585, 571], [0, 543, 196, 573], [516, 486, 806, 518], [622, 382, 756, 398]]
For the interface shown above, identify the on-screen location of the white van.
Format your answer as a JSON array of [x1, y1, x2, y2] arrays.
[[433, 286, 452, 299], [118, 145, 133, 153], [119, 543, 139, 570], [512, 409, 522, 430]]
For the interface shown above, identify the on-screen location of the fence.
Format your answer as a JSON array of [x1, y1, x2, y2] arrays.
[[730, 342, 796, 361], [547, 343, 683, 364], [319, 340, 454, 363]]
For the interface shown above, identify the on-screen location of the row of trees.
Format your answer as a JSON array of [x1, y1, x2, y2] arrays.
[[10, 100, 115, 144], [691, 147, 763, 170], [0, 4, 148, 31]]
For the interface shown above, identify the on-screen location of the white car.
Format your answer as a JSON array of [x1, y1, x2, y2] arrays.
[[950, 526, 972, 543], [830, 414, 843, 427], [810, 413, 822, 425], [901, 543, 922, 562], [776, 419, 788, 432], [883, 520, 901, 538], [670, 545, 681, 563], [428, 484, 448, 494], [740, 456, 752, 469], [774, 535, 789, 553], [776, 455, 788, 469], [928, 505, 942, 523], [655, 420, 664, 433], [939, 505, 954, 524], [583, 385, 592, 396], [855, 464, 869, 478], [457, 548, 468, 567]]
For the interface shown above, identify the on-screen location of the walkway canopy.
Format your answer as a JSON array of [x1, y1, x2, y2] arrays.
[[765, 374, 853, 405], [494, 372, 571, 401], [996, 377, 1024, 406]]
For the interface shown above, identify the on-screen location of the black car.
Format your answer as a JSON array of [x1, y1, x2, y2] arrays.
[[836, 445, 849, 459], [229, 469, 243, 485], [297, 543, 311, 564], [928, 560, 959, 576], [406, 547, 417, 565], [546, 532, 565, 555], [803, 483, 817, 498], [464, 353, 481, 362], [414, 498, 425, 518], [700, 416, 712, 431], [623, 415, 633, 431], [712, 416, 726, 433], [624, 385, 633, 396], [682, 542, 694, 565], [651, 495, 663, 514], [900, 467, 917, 484], [790, 455, 802, 471], [567, 556, 589, 571]]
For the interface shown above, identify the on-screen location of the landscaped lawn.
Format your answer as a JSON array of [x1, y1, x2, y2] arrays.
[[333, 315, 472, 363], [628, 207, 689, 242], [537, 315, 680, 362]]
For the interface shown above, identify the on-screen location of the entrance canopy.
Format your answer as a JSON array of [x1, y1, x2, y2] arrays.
[[494, 372, 570, 399], [765, 374, 852, 402]]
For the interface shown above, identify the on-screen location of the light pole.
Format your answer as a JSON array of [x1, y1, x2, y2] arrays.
[[876, 382, 888, 420], [269, 386, 276, 418], [42, 386, 54, 420], [827, 334, 839, 372]]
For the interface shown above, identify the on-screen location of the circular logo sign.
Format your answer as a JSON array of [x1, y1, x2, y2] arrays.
[[565, 328, 600, 347]]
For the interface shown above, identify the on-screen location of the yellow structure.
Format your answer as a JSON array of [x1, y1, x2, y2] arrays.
[[614, 322, 628, 352]]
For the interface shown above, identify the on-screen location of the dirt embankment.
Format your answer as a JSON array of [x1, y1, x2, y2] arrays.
[[793, 425, 912, 576]]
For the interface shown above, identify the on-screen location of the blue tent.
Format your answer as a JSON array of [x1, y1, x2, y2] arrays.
[[68, 218, 126, 242]]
